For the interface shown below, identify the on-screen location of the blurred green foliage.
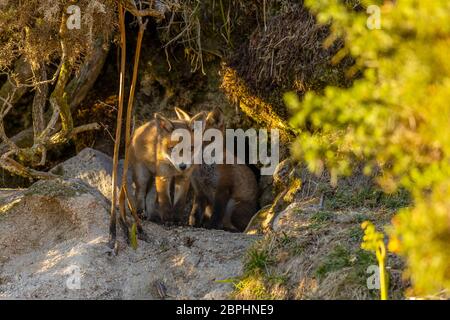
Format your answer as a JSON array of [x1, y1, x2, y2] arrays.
[[286, 0, 450, 297]]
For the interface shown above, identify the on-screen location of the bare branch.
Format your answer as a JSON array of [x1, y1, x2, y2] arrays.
[[70, 123, 101, 137], [31, 65, 48, 139], [0, 37, 110, 156], [7, 60, 63, 89], [0, 58, 32, 105], [0, 95, 20, 153], [0, 151, 56, 180], [119, 0, 166, 18], [0, 0, 112, 180]]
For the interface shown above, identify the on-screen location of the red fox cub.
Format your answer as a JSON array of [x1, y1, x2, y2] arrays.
[[129, 108, 206, 224], [179, 108, 259, 232], [190, 162, 259, 231]]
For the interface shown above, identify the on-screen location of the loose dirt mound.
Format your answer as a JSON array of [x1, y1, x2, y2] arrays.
[[0, 178, 256, 299]]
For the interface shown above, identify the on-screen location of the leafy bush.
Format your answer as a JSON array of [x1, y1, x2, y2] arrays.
[[286, 0, 450, 297]]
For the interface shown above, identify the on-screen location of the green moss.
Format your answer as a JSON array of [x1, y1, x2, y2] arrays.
[[51, 165, 65, 176], [25, 179, 90, 198]]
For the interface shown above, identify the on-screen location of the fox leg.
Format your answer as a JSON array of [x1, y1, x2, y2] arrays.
[[189, 193, 208, 227], [146, 183, 160, 222], [230, 200, 258, 232], [222, 199, 239, 232], [209, 188, 231, 229], [132, 162, 152, 219], [155, 176, 173, 224], [172, 175, 190, 225], [202, 205, 213, 227]]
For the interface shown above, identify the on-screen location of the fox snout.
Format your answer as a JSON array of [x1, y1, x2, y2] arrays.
[[175, 161, 190, 172], [179, 163, 187, 171], [163, 152, 192, 173]]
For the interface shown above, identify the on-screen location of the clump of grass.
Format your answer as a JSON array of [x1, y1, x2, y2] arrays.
[[315, 244, 378, 282], [244, 246, 274, 275], [348, 226, 364, 242], [315, 245, 352, 280], [351, 249, 378, 280], [354, 212, 370, 223], [233, 276, 276, 300], [324, 185, 411, 210], [232, 233, 295, 299], [308, 210, 334, 230], [229, 3, 353, 106], [378, 189, 411, 209], [278, 231, 294, 246]]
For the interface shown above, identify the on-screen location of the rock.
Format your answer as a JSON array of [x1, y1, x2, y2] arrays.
[[244, 205, 272, 235], [272, 200, 322, 232], [258, 175, 275, 208], [273, 158, 293, 188], [273, 202, 305, 232], [0, 178, 256, 299], [49, 148, 129, 202], [49, 147, 160, 216]]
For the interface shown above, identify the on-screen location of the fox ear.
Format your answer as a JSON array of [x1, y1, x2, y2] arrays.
[[206, 107, 224, 129], [189, 111, 207, 130], [155, 113, 174, 132], [174, 107, 191, 121]]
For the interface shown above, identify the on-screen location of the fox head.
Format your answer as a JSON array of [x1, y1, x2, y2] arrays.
[[175, 106, 226, 166], [155, 109, 206, 175], [175, 106, 223, 129]]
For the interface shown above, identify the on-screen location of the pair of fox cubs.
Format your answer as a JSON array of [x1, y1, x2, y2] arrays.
[[128, 107, 258, 232]]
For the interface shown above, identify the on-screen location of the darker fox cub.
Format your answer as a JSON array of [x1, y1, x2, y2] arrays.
[[184, 108, 259, 232], [129, 108, 206, 224]]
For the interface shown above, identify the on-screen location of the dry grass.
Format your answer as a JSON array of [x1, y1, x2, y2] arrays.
[[0, 0, 117, 72], [158, 0, 257, 73], [235, 203, 408, 300], [236, 164, 411, 300], [229, 2, 354, 103]]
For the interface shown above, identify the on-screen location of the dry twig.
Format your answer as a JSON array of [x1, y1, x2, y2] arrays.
[[109, 0, 164, 248]]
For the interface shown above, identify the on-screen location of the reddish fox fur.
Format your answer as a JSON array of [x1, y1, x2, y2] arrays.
[[128, 108, 205, 224], [176, 107, 259, 232]]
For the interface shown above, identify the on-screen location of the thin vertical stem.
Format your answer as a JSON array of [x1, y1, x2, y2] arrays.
[[263, 0, 267, 32], [120, 18, 148, 233], [109, 3, 127, 248]]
